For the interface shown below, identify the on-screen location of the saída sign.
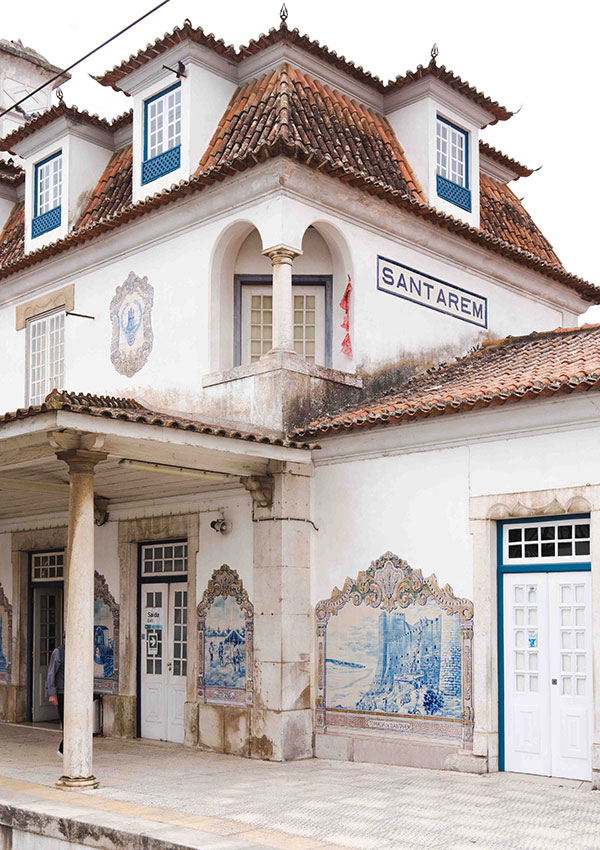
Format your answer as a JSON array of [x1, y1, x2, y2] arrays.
[[377, 255, 487, 329]]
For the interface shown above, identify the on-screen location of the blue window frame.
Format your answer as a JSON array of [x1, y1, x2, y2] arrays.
[[496, 514, 591, 772], [142, 82, 182, 185], [436, 116, 471, 212], [32, 150, 62, 238]]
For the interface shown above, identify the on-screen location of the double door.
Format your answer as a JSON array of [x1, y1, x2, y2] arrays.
[[32, 586, 64, 722], [140, 582, 187, 742], [503, 572, 592, 780]]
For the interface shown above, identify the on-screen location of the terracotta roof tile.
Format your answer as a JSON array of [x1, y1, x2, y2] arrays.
[[0, 158, 24, 185], [479, 141, 533, 178], [387, 59, 511, 123], [76, 146, 132, 229], [294, 324, 600, 437], [480, 173, 561, 267], [0, 389, 316, 450], [197, 64, 425, 201], [0, 103, 112, 152], [0, 64, 595, 302], [0, 201, 24, 265]]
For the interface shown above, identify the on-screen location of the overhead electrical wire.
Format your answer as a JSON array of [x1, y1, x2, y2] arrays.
[[0, 0, 172, 120]]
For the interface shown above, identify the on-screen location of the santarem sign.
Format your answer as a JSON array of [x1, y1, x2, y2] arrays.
[[377, 256, 488, 329]]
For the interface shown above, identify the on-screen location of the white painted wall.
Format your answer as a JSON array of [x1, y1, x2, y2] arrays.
[[0, 168, 584, 416], [95, 521, 119, 604], [197, 493, 254, 605], [312, 412, 600, 606]]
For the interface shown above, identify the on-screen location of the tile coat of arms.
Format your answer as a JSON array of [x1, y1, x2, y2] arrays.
[[110, 271, 154, 377]]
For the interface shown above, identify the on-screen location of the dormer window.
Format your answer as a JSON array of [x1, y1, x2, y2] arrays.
[[436, 116, 471, 212], [142, 82, 182, 185], [32, 151, 62, 238]]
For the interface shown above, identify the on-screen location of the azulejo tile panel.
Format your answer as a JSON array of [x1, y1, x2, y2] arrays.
[[93, 571, 119, 695], [197, 565, 254, 707], [0, 582, 12, 684], [315, 552, 473, 742], [109, 271, 154, 377]]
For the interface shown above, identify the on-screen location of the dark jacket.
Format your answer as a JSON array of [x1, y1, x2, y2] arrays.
[[46, 643, 65, 696]]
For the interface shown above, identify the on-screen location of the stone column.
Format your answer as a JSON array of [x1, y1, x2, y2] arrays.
[[249, 462, 313, 761], [56, 449, 106, 789], [262, 245, 301, 355]]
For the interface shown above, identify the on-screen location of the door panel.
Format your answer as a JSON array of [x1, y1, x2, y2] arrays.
[[503, 571, 592, 781], [503, 575, 550, 776], [548, 573, 592, 780], [32, 587, 63, 723], [141, 582, 187, 742]]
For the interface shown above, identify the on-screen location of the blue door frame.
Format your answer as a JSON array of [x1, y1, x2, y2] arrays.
[[496, 514, 591, 771]]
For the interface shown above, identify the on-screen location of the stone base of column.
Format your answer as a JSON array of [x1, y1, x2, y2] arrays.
[[250, 708, 312, 762], [56, 775, 98, 790]]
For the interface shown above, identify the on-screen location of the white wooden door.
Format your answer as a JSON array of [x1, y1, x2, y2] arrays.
[[141, 582, 187, 742], [32, 587, 63, 723], [503, 572, 592, 780], [548, 573, 592, 780]]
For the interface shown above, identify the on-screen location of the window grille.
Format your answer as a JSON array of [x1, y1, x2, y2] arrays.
[[503, 519, 590, 565], [141, 542, 188, 575], [142, 84, 181, 184], [293, 293, 316, 362], [249, 293, 273, 362], [27, 311, 65, 406], [32, 152, 62, 237], [31, 551, 64, 581]]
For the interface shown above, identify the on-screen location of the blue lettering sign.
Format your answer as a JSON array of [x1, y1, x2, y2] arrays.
[[376, 256, 487, 329]]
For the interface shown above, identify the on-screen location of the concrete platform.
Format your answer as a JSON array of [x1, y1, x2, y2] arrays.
[[0, 724, 599, 850]]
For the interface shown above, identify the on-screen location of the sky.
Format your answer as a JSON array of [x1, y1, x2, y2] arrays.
[[3, 0, 598, 316]]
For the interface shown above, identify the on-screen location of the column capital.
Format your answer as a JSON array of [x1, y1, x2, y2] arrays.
[[262, 243, 302, 265], [56, 449, 107, 475]]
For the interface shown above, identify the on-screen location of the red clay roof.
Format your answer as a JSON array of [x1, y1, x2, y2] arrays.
[[0, 201, 24, 265], [95, 21, 237, 91], [479, 142, 533, 178], [76, 146, 132, 229], [388, 59, 511, 123], [0, 103, 113, 152], [0, 389, 316, 449], [294, 324, 600, 437], [197, 63, 424, 201], [96, 18, 510, 125], [479, 174, 561, 267], [0, 158, 24, 185], [0, 64, 596, 301]]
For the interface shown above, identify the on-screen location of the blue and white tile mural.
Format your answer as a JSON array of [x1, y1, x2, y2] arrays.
[[204, 596, 246, 689], [0, 583, 11, 683], [93, 572, 119, 694], [316, 552, 473, 741], [197, 565, 254, 707]]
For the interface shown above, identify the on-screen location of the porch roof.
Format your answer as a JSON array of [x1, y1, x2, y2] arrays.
[[0, 390, 314, 524]]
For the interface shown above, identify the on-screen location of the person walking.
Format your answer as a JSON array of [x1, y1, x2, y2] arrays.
[[47, 632, 65, 756]]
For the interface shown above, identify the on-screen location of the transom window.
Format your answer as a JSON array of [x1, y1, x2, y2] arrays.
[[31, 551, 64, 581], [503, 519, 590, 565], [32, 151, 62, 237], [141, 541, 188, 576], [27, 310, 65, 406], [142, 83, 182, 184], [436, 117, 467, 187]]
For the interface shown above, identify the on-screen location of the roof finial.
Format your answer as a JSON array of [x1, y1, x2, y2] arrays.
[[430, 43, 439, 63], [280, 3, 288, 25], [56, 87, 64, 102]]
